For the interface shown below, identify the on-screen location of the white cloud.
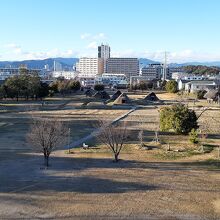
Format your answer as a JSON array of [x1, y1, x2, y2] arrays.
[[1, 42, 220, 63], [80, 33, 91, 40], [4, 43, 19, 48], [93, 33, 106, 40], [23, 49, 79, 60], [87, 41, 98, 49], [112, 49, 220, 63], [3, 43, 22, 55], [0, 44, 80, 61], [80, 32, 106, 41]]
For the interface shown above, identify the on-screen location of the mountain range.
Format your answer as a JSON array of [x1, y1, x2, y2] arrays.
[[0, 58, 220, 69], [0, 58, 79, 69]]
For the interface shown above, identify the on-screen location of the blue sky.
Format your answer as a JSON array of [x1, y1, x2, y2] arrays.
[[0, 0, 220, 62]]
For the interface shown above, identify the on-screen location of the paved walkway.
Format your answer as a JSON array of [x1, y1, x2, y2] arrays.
[[64, 107, 137, 150]]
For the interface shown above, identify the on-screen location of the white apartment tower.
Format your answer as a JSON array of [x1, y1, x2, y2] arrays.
[[76, 58, 104, 76]]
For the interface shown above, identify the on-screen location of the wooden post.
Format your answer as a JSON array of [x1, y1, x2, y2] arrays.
[[218, 146, 220, 159]]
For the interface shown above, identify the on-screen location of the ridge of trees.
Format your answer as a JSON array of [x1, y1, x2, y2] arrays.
[[0, 73, 81, 101], [184, 65, 220, 75]]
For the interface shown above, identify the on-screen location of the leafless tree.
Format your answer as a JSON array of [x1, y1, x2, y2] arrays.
[[27, 118, 69, 167], [96, 120, 129, 162]]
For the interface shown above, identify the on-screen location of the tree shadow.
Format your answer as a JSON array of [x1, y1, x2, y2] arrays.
[[0, 151, 219, 194]]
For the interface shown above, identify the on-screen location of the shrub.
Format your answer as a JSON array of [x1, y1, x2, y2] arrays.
[[139, 81, 147, 91], [68, 80, 81, 91], [160, 104, 198, 134], [165, 80, 178, 93], [189, 128, 199, 144], [94, 84, 104, 91], [196, 90, 206, 99]]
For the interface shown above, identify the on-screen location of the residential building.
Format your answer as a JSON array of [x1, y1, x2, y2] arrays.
[[98, 44, 111, 73], [52, 71, 78, 80], [178, 79, 191, 90], [53, 61, 63, 71], [96, 73, 128, 87], [44, 64, 50, 71], [76, 58, 104, 76], [106, 58, 139, 78], [77, 75, 96, 88], [0, 67, 41, 81], [98, 44, 110, 60], [168, 66, 185, 79], [141, 64, 163, 79], [172, 72, 188, 80], [185, 80, 220, 93]]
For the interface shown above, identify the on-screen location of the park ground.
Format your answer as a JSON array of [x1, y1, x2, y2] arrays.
[[0, 91, 220, 219]]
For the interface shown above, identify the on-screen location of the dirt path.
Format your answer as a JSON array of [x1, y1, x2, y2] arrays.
[[63, 107, 137, 150]]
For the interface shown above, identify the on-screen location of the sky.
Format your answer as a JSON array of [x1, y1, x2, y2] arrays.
[[0, 0, 220, 63]]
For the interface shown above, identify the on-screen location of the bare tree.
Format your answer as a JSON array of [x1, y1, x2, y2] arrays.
[[96, 120, 128, 162], [27, 119, 69, 167]]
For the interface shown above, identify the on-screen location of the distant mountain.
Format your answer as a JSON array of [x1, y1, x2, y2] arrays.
[[0, 58, 79, 69], [169, 61, 220, 67], [138, 58, 160, 68], [1, 57, 220, 69]]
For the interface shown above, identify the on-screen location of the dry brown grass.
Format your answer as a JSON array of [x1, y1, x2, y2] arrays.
[[1, 94, 220, 219]]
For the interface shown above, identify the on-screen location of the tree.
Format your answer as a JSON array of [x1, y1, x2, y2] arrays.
[[94, 84, 104, 91], [196, 90, 206, 99], [27, 119, 69, 167], [4, 74, 43, 101], [139, 81, 147, 91], [160, 104, 198, 134], [165, 80, 178, 93], [57, 80, 68, 96], [160, 80, 167, 90], [96, 120, 128, 162], [146, 81, 154, 90], [49, 81, 58, 93], [68, 80, 81, 92], [38, 82, 49, 99]]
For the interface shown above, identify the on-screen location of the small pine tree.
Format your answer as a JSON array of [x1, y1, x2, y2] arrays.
[[189, 128, 199, 144]]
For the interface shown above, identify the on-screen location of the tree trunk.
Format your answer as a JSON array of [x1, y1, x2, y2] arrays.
[[44, 155, 49, 167], [114, 153, 119, 162]]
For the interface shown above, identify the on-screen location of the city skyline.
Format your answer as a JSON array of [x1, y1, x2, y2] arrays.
[[0, 0, 220, 63]]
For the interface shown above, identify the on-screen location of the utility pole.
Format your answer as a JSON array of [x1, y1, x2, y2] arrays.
[[162, 51, 167, 81], [53, 60, 56, 72]]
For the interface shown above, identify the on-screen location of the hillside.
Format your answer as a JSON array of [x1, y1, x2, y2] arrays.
[[0, 58, 79, 69]]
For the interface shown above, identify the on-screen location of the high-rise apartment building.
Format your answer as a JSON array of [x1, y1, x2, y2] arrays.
[[106, 58, 139, 78], [98, 44, 110, 73], [53, 61, 62, 71], [76, 58, 104, 76], [98, 44, 110, 60]]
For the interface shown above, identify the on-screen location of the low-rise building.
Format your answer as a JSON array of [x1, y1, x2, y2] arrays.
[[52, 71, 78, 79], [96, 73, 128, 87], [141, 64, 163, 79], [185, 80, 220, 93], [0, 67, 41, 81]]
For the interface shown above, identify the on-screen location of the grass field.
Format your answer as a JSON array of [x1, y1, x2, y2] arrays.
[[0, 92, 220, 219]]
